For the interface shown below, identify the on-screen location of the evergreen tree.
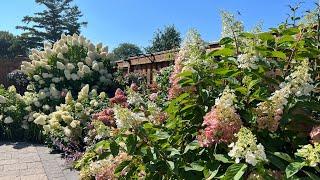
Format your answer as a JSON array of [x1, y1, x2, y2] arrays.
[[145, 25, 181, 53], [16, 0, 87, 49]]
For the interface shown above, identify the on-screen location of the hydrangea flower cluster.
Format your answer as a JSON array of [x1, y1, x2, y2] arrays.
[[237, 54, 259, 70], [228, 127, 267, 166], [113, 105, 147, 129], [198, 87, 242, 147], [92, 108, 116, 127], [37, 85, 108, 142], [80, 152, 132, 180], [310, 126, 320, 143], [126, 87, 144, 107], [295, 143, 320, 167], [220, 10, 244, 39], [20, 34, 113, 105], [0, 86, 32, 139], [168, 29, 206, 99], [110, 89, 128, 107], [256, 60, 313, 132]]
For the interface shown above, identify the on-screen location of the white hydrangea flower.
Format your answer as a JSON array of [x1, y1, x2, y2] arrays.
[[92, 62, 100, 71], [0, 95, 7, 104], [113, 106, 147, 129], [237, 54, 259, 70], [70, 120, 80, 128], [228, 127, 267, 166], [4, 116, 14, 124], [34, 115, 47, 125], [64, 127, 72, 137], [56, 61, 65, 70]]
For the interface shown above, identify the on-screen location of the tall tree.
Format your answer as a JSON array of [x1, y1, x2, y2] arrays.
[[0, 31, 27, 58], [16, 0, 87, 49], [145, 25, 181, 53], [112, 43, 142, 60]]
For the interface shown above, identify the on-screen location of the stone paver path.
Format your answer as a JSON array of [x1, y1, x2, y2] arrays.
[[0, 142, 79, 180]]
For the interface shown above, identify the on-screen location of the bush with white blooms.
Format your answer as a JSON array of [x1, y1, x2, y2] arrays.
[[21, 33, 114, 104]]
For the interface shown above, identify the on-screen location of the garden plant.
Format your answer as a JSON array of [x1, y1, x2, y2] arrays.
[[0, 6, 319, 180]]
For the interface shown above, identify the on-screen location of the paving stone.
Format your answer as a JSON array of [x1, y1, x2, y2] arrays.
[[0, 175, 20, 180], [20, 168, 46, 176], [0, 142, 78, 180], [20, 174, 47, 180], [0, 170, 20, 177], [0, 159, 19, 165]]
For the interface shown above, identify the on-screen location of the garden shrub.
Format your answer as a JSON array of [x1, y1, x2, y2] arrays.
[[75, 85, 166, 179], [33, 84, 109, 159], [20, 34, 115, 110], [154, 65, 173, 108], [74, 11, 320, 179], [0, 85, 31, 140]]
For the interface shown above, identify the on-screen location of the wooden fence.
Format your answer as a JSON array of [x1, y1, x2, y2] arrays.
[[0, 57, 28, 87], [115, 43, 220, 84]]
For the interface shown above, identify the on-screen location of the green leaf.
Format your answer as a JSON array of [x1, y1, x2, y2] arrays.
[[235, 87, 247, 95], [273, 152, 293, 162], [189, 162, 205, 171], [277, 35, 294, 44], [177, 70, 193, 78], [271, 51, 286, 60], [285, 162, 305, 178], [222, 163, 247, 180], [184, 140, 200, 154], [115, 160, 131, 174], [167, 161, 175, 170], [110, 141, 119, 157], [220, 37, 234, 45], [282, 27, 300, 35], [258, 33, 274, 41], [94, 140, 110, 152], [204, 165, 220, 180], [213, 154, 233, 163], [240, 32, 255, 39], [126, 134, 137, 154], [210, 48, 234, 57]]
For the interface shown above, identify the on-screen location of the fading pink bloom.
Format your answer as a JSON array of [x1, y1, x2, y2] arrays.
[[198, 88, 242, 147], [130, 83, 139, 92], [256, 106, 283, 132], [149, 93, 158, 101], [198, 107, 242, 147], [310, 126, 320, 143], [168, 30, 205, 99], [95, 153, 132, 180], [110, 88, 128, 107], [93, 107, 116, 127]]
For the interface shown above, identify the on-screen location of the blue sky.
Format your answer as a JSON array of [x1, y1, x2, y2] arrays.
[[0, 0, 316, 50]]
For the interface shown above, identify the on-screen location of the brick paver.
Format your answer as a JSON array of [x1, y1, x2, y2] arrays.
[[0, 142, 79, 180]]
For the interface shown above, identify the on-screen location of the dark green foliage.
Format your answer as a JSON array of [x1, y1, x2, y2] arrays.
[[112, 43, 142, 61], [16, 0, 87, 49], [145, 25, 181, 53], [0, 31, 27, 58]]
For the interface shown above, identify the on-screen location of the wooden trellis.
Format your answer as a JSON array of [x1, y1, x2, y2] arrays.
[[115, 43, 220, 84]]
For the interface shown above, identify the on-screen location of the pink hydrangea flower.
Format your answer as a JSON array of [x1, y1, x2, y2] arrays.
[[92, 108, 116, 127], [110, 88, 128, 107], [198, 88, 242, 147], [198, 108, 242, 147], [149, 93, 158, 101], [310, 126, 320, 143], [130, 83, 139, 92]]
